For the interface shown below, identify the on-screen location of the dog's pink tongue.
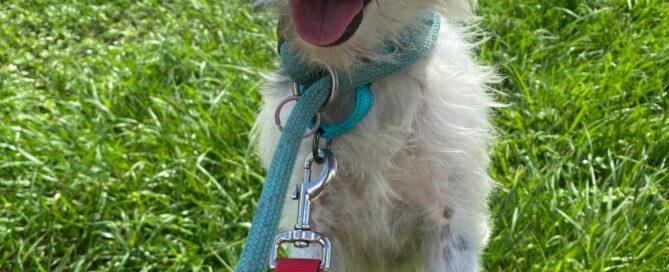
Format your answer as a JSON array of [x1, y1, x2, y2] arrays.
[[289, 0, 363, 46]]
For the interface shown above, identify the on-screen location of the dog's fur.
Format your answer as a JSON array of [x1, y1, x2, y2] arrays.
[[253, 0, 496, 271]]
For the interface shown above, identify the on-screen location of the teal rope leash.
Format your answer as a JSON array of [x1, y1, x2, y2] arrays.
[[236, 14, 441, 272]]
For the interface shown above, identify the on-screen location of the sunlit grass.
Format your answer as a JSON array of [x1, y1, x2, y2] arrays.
[[481, 0, 669, 270]]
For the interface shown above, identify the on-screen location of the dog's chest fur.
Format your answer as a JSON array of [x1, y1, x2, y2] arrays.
[[254, 20, 494, 272]]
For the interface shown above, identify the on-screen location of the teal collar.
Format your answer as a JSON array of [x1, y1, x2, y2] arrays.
[[278, 14, 441, 139]]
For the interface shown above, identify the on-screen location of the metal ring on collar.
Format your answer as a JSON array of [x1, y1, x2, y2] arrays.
[[292, 82, 300, 96], [274, 95, 321, 138], [319, 66, 338, 112], [292, 67, 338, 112]]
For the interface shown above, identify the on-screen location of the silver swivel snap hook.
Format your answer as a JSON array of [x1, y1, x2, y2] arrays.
[[269, 149, 337, 271], [293, 149, 337, 231]]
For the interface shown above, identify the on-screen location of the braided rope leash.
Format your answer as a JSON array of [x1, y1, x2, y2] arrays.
[[236, 14, 441, 272]]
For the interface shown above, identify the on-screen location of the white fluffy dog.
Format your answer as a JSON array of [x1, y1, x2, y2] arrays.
[[253, 0, 496, 271]]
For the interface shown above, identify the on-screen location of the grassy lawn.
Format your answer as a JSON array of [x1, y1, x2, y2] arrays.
[[0, 0, 667, 271]]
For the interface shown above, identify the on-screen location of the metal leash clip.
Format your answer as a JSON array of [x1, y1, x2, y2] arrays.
[[269, 149, 337, 272]]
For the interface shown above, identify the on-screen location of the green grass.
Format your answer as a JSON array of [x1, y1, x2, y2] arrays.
[[0, 0, 667, 271]]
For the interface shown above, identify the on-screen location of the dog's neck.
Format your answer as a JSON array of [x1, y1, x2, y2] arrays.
[[276, 14, 441, 130]]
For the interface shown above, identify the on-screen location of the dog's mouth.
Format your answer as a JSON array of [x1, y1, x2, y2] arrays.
[[289, 0, 371, 47]]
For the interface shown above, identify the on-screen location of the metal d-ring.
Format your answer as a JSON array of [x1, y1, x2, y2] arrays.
[[319, 66, 338, 112], [292, 82, 301, 96], [291, 67, 338, 112], [277, 67, 336, 139], [274, 95, 321, 138]]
